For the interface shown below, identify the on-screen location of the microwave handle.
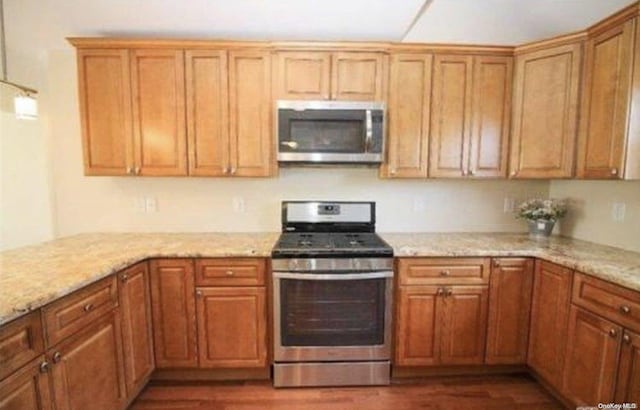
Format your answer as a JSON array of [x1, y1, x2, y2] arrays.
[[365, 110, 373, 152]]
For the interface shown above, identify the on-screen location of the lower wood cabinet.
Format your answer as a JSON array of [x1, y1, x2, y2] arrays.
[[395, 285, 488, 366], [561, 305, 621, 405], [49, 310, 126, 410], [527, 260, 573, 387], [0, 356, 52, 410], [118, 261, 154, 395], [149, 259, 198, 368], [616, 329, 640, 403], [195, 287, 267, 368], [486, 258, 534, 364]]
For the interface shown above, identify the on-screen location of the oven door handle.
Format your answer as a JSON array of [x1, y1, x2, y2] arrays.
[[273, 271, 394, 280]]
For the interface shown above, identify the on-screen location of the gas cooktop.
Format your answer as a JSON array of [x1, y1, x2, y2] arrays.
[[271, 201, 393, 259]]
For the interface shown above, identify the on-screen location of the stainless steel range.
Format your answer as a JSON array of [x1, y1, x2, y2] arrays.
[[271, 201, 394, 387]]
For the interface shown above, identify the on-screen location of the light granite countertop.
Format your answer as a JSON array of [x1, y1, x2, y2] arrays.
[[1, 232, 639, 326]]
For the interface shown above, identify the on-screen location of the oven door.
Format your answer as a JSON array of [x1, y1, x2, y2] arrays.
[[276, 101, 384, 163], [273, 271, 393, 362]]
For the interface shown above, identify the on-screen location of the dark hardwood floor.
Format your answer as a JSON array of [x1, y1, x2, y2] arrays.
[[130, 374, 565, 410]]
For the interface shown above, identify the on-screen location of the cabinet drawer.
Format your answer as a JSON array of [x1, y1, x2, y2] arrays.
[[42, 276, 118, 347], [0, 311, 45, 381], [398, 258, 490, 285], [572, 272, 640, 333], [195, 258, 266, 286]]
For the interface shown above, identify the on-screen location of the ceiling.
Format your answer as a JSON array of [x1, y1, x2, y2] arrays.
[[2, 0, 638, 52]]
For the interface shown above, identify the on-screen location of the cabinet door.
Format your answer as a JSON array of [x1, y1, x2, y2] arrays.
[[131, 49, 187, 176], [510, 42, 582, 178], [273, 51, 331, 100], [118, 262, 154, 395], [383, 53, 432, 178], [331, 52, 386, 101], [395, 286, 441, 366], [440, 286, 488, 365], [577, 18, 636, 179], [562, 306, 621, 405], [528, 261, 573, 387], [50, 311, 126, 410], [616, 329, 640, 403], [186, 50, 229, 176], [228, 50, 273, 177], [429, 55, 473, 178], [149, 259, 197, 368], [195, 287, 267, 368], [486, 258, 534, 364], [77, 49, 133, 176], [469, 56, 512, 178], [0, 356, 52, 410]]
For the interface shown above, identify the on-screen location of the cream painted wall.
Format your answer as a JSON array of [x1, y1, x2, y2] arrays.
[[47, 50, 548, 236], [550, 180, 640, 253]]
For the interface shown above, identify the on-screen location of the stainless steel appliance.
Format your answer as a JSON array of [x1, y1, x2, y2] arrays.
[[276, 101, 385, 164], [271, 201, 394, 387]]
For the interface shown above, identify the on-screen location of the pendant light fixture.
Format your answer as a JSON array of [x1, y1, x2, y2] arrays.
[[0, 0, 38, 120]]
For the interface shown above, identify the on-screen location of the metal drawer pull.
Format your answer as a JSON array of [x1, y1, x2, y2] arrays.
[[83, 303, 94, 312], [121, 273, 129, 283], [225, 270, 234, 276], [436, 288, 444, 296], [446, 288, 453, 297], [609, 329, 618, 338], [620, 305, 631, 314], [623, 334, 631, 344], [611, 168, 618, 175], [494, 260, 501, 267], [39, 361, 50, 373], [52, 352, 62, 363], [440, 270, 450, 276]]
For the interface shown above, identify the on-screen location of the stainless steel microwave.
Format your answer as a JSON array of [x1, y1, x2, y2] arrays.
[[276, 100, 385, 164]]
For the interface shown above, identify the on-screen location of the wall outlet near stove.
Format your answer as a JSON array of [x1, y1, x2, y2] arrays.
[[611, 202, 626, 222]]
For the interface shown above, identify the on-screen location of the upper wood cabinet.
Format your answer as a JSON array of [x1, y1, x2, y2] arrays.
[[510, 40, 582, 178], [77, 49, 133, 176], [185, 50, 229, 176], [486, 258, 534, 365], [429, 54, 512, 178], [228, 50, 274, 177], [273, 51, 386, 101], [130, 49, 187, 176], [577, 16, 640, 179], [527, 260, 573, 387], [383, 53, 432, 178], [149, 259, 198, 368]]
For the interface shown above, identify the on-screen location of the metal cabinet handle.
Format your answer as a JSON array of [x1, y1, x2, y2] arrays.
[[280, 141, 299, 149], [609, 328, 618, 338], [83, 303, 94, 312], [440, 270, 450, 276], [134, 167, 141, 175], [468, 169, 475, 176], [196, 290, 203, 298], [611, 168, 618, 175], [623, 334, 631, 344], [225, 270, 234, 276], [121, 273, 129, 283], [436, 288, 444, 296], [390, 169, 397, 176], [510, 171, 517, 177], [620, 305, 631, 315], [126, 167, 133, 175], [39, 361, 50, 373], [462, 170, 468, 176], [494, 260, 501, 267], [52, 352, 62, 363], [230, 167, 237, 175], [446, 288, 453, 297]]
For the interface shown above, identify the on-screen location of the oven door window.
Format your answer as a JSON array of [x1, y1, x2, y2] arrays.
[[278, 109, 366, 153], [280, 278, 385, 346]]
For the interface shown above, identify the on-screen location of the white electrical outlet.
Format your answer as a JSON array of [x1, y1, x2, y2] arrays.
[[133, 197, 146, 213], [612, 202, 626, 222], [145, 197, 158, 213], [232, 197, 245, 213], [503, 197, 515, 213]]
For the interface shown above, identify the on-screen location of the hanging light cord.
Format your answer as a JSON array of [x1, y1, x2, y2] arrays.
[[0, 0, 37, 94]]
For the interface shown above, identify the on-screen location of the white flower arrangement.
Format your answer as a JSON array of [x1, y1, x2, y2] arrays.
[[517, 198, 568, 222]]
